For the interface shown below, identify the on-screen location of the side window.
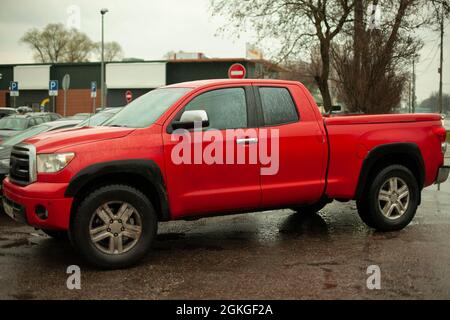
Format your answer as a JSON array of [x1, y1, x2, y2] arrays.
[[184, 88, 247, 130], [35, 117, 45, 125], [28, 119, 36, 127], [259, 87, 299, 126]]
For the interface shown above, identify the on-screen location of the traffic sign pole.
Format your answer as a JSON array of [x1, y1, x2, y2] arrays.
[[91, 81, 97, 113], [62, 74, 70, 117], [10, 81, 19, 108]]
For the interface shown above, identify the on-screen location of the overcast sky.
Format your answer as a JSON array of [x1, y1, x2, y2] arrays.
[[0, 0, 448, 102]]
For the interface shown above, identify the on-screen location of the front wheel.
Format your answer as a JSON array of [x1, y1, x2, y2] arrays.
[[70, 184, 157, 269], [357, 165, 419, 231]]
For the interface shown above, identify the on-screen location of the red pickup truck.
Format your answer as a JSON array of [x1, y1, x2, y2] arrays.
[[2, 79, 449, 269]]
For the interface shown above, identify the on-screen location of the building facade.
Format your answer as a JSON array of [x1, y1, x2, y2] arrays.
[[0, 59, 285, 116]]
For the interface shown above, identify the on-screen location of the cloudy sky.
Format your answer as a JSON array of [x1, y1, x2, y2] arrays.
[[0, 0, 448, 102]]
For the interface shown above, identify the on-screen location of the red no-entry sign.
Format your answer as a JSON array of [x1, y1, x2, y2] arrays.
[[125, 90, 133, 103], [228, 63, 246, 79]]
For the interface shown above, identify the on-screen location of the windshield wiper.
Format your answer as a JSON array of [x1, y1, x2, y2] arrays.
[[109, 124, 129, 128]]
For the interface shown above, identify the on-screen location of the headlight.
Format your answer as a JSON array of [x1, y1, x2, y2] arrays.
[[0, 158, 10, 168], [37, 153, 75, 173]]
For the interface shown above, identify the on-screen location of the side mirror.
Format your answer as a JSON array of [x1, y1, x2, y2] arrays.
[[172, 110, 209, 130]]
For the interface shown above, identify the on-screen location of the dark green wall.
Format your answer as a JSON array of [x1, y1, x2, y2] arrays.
[[166, 61, 255, 84], [0, 66, 14, 90], [51, 63, 100, 89]]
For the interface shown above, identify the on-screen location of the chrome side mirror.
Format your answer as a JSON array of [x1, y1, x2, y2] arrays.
[[172, 110, 209, 130]]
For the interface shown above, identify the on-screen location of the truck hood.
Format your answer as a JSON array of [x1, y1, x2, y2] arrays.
[[23, 126, 135, 152]]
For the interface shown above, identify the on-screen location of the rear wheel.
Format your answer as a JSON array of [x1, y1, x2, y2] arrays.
[[357, 165, 419, 231], [70, 185, 157, 269]]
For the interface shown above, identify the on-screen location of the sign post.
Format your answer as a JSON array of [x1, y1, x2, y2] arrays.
[[62, 74, 70, 117], [91, 81, 97, 113], [125, 90, 133, 104], [228, 63, 247, 79], [49, 80, 59, 113], [10, 81, 19, 108]]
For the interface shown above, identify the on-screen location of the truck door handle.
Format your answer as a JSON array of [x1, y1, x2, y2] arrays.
[[236, 138, 258, 145]]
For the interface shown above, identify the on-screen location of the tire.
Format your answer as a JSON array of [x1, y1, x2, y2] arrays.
[[291, 199, 330, 215], [357, 165, 419, 231], [42, 229, 69, 240], [70, 184, 157, 269]]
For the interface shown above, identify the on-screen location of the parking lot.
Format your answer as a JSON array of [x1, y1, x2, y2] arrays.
[[0, 168, 449, 300]]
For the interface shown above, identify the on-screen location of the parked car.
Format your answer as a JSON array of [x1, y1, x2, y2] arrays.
[[17, 106, 33, 114], [2, 79, 448, 269], [28, 112, 62, 122], [0, 108, 18, 119], [67, 113, 93, 120], [0, 119, 82, 194], [0, 114, 47, 140], [77, 107, 124, 127]]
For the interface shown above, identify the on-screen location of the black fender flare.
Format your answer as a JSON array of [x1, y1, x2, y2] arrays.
[[355, 143, 425, 200], [65, 159, 170, 220]]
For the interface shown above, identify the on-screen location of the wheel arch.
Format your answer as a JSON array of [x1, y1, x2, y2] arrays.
[[65, 159, 171, 224], [355, 143, 425, 201]]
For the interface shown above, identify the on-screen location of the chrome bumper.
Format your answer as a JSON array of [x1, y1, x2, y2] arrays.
[[436, 166, 450, 184]]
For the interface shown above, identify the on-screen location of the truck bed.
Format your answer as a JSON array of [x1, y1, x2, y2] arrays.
[[324, 113, 442, 126]]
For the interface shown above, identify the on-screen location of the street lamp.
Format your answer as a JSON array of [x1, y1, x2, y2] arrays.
[[100, 8, 109, 110]]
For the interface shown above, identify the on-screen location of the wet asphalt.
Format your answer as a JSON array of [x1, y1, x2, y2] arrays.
[[0, 180, 449, 300]]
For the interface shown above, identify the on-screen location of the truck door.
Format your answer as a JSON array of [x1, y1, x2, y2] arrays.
[[162, 86, 261, 218], [254, 84, 328, 207]]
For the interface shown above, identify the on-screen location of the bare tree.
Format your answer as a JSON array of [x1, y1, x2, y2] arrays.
[[21, 24, 71, 63], [94, 41, 124, 62], [211, 0, 355, 112], [21, 23, 125, 63], [333, 0, 449, 113], [64, 29, 96, 62]]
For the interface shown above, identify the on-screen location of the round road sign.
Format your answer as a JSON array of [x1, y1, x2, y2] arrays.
[[125, 90, 133, 103], [228, 63, 247, 79]]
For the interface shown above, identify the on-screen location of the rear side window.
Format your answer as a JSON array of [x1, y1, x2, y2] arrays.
[[184, 88, 248, 130], [34, 117, 45, 125], [259, 87, 299, 126]]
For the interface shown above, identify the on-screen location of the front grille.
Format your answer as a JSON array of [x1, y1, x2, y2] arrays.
[[9, 144, 35, 186]]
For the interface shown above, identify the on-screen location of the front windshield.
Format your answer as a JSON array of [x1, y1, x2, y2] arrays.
[[78, 112, 115, 127], [0, 117, 28, 130], [104, 88, 191, 128], [2, 125, 49, 146]]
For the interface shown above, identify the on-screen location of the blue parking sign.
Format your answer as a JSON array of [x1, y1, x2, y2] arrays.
[[91, 81, 97, 98], [10, 81, 19, 96], [49, 80, 58, 96]]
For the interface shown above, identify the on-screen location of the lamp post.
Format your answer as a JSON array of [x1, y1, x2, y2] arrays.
[[100, 8, 109, 110]]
